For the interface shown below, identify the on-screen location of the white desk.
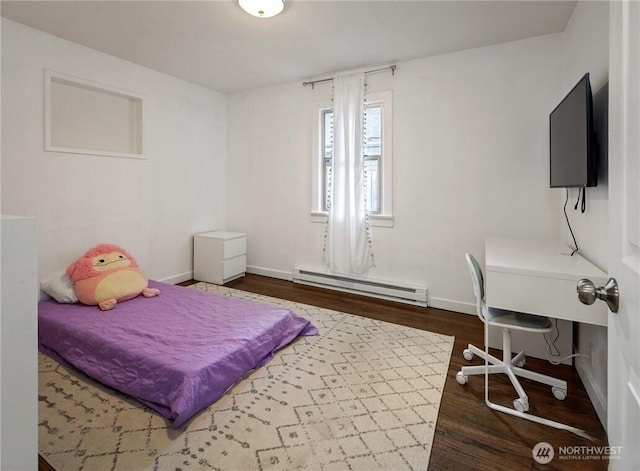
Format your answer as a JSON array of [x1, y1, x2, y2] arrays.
[[485, 237, 608, 327], [484, 237, 608, 364]]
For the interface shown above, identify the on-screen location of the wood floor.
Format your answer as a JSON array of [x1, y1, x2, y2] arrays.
[[224, 274, 608, 471], [40, 274, 608, 471]]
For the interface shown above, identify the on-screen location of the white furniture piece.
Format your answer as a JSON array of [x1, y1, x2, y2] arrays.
[[485, 236, 608, 326], [194, 231, 247, 285], [1, 215, 38, 471], [484, 236, 608, 364], [457, 253, 586, 436], [457, 254, 567, 407]]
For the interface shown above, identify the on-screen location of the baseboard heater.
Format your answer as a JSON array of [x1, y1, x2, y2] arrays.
[[292, 267, 428, 307]]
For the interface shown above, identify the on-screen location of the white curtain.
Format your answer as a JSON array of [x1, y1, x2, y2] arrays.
[[323, 72, 375, 275]]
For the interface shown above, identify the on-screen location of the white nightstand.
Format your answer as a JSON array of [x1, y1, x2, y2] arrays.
[[193, 231, 247, 285]]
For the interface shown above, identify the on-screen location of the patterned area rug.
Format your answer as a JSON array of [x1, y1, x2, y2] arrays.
[[39, 283, 454, 470]]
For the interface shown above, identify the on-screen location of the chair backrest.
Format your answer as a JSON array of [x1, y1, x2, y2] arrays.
[[465, 253, 486, 321]]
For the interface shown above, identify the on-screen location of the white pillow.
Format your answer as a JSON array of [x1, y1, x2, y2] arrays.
[[40, 272, 78, 303]]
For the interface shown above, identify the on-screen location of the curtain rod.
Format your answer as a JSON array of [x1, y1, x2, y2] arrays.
[[303, 65, 397, 89]]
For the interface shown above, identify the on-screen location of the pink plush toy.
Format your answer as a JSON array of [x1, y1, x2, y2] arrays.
[[66, 243, 160, 311]]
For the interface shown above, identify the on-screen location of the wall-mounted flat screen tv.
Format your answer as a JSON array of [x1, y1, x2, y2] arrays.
[[549, 73, 597, 188]]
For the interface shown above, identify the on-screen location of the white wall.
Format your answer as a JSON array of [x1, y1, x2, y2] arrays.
[[227, 34, 563, 313], [1, 19, 227, 283], [560, 0, 610, 427]]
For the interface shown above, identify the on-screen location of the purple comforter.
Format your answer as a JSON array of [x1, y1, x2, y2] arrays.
[[38, 281, 317, 427]]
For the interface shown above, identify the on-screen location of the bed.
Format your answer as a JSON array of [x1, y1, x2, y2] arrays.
[[38, 280, 317, 428]]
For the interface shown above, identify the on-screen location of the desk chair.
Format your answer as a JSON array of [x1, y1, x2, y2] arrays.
[[457, 253, 568, 414]]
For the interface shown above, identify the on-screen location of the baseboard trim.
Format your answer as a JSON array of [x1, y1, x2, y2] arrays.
[[158, 271, 193, 285], [246, 265, 293, 281], [247, 269, 475, 315], [429, 297, 476, 315], [575, 355, 607, 429]]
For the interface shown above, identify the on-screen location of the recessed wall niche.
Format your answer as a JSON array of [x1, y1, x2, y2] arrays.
[[45, 70, 144, 159]]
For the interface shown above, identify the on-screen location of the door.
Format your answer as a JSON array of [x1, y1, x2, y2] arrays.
[[607, 2, 640, 469]]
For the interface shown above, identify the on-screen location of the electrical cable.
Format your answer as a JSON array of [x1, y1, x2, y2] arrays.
[[543, 319, 561, 357], [544, 318, 591, 365], [546, 350, 590, 366], [564, 188, 579, 255], [573, 187, 587, 213]]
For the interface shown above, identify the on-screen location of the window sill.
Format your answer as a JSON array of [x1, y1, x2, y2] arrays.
[[310, 212, 394, 228]]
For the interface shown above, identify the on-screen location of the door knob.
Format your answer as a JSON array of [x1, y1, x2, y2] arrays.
[[577, 278, 619, 313]]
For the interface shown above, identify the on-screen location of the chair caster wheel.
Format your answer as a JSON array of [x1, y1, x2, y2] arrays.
[[456, 371, 468, 385], [552, 386, 567, 400], [514, 358, 526, 368], [462, 349, 474, 361], [513, 398, 529, 412]]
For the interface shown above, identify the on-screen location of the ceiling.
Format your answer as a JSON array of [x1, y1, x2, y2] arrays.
[[1, 1, 577, 94]]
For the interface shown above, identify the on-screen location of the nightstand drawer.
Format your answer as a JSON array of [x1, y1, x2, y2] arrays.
[[222, 255, 246, 281], [223, 237, 246, 260]]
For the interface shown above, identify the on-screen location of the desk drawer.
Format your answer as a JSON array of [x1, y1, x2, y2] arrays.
[[486, 271, 608, 326]]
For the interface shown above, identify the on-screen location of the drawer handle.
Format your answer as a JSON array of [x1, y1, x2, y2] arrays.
[[577, 278, 619, 313]]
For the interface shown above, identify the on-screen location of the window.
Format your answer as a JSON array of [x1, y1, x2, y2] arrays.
[[321, 110, 333, 212], [364, 104, 382, 214], [312, 91, 393, 226]]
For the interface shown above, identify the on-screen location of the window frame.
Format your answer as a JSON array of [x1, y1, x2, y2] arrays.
[[44, 70, 145, 159], [311, 90, 393, 227]]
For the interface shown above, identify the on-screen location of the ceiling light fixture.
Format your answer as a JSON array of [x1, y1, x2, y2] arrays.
[[238, 0, 284, 18]]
